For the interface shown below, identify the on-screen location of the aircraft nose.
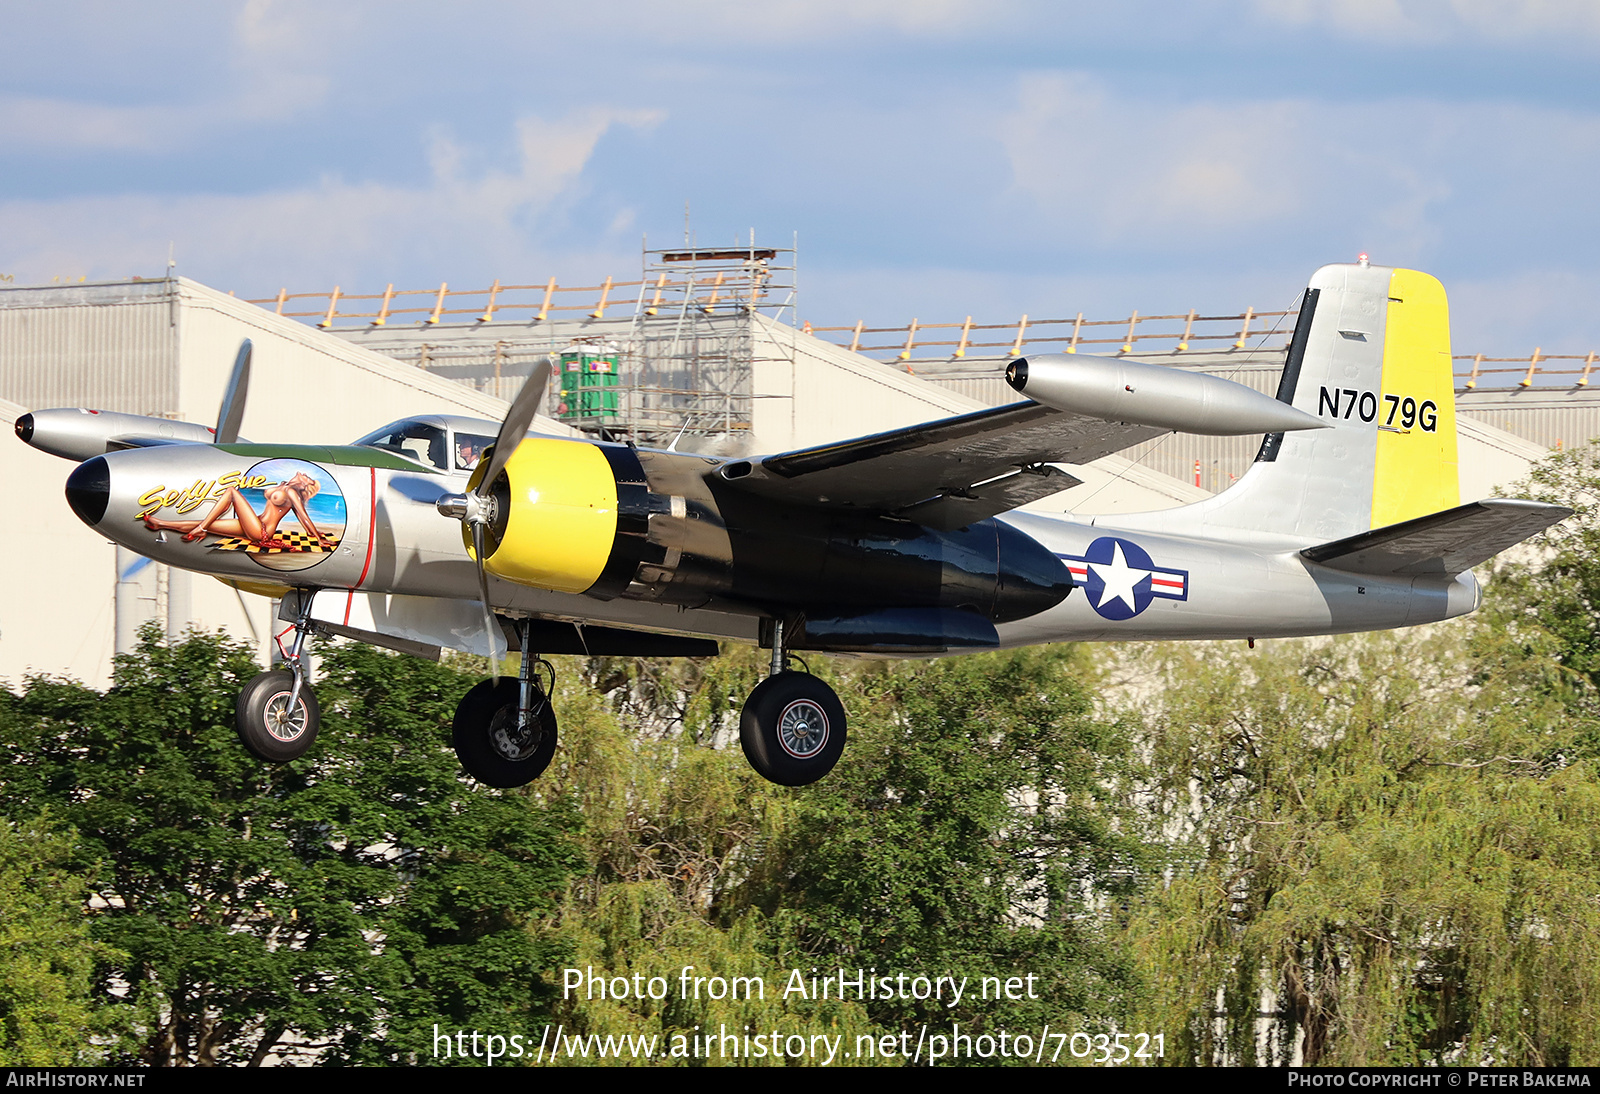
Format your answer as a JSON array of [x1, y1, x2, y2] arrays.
[[13, 413, 33, 444], [66, 456, 110, 527]]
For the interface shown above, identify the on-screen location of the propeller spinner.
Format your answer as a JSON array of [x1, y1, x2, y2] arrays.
[[436, 357, 553, 679]]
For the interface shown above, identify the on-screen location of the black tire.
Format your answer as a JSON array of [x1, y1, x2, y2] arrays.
[[236, 669, 320, 762], [739, 671, 847, 787], [452, 678, 558, 789]]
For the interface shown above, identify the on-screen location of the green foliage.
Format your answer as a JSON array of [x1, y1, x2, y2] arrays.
[[0, 632, 582, 1066], [1487, 441, 1600, 700], [529, 648, 882, 1066], [738, 647, 1146, 1037], [0, 815, 109, 1065], [528, 645, 1145, 1064], [1117, 628, 1600, 1066], [18, 536, 1600, 1069]]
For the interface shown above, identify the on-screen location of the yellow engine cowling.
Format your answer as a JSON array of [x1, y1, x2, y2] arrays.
[[467, 437, 619, 594]]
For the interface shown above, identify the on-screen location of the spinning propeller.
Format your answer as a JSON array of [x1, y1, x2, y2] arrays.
[[436, 357, 552, 680]]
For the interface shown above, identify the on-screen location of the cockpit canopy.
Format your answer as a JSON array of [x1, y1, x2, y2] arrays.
[[353, 416, 499, 473]]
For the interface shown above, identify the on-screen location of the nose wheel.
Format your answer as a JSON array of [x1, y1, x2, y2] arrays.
[[739, 619, 847, 786], [236, 668, 321, 762], [236, 592, 320, 762]]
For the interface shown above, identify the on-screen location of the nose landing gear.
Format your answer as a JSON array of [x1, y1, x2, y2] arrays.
[[236, 593, 320, 762], [739, 619, 847, 787]]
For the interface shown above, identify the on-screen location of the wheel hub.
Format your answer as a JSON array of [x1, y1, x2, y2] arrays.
[[777, 698, 829, 760], [264, 691, 309, 743], [488, 705, 542, 761]]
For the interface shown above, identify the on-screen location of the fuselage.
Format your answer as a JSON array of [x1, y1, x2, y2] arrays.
[[62, 427, 1480, 657], [996, 509, 1478, 646]]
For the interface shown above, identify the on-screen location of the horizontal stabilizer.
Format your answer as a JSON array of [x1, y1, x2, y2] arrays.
[[1301, 498, 1571, 577]]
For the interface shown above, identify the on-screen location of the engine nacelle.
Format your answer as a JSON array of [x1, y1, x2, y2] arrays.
[[1006, 353, 1326, 436], [471, 437, 1074, 627], [16, 408, 220, 462], [474, 437, 626, 595]]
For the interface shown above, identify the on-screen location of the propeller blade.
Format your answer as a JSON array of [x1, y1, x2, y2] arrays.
[[215, 340, 252, 445], [476, 356, 551, 500], [472, 521, 500, 684]]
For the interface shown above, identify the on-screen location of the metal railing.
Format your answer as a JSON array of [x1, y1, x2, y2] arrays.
[[254, 278, 673, 328], [805, 307, 1289, 361], [249, 280, 1600, 393]]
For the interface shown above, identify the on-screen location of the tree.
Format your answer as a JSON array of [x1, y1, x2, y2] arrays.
[[733, 647, 1147, 1037], [522, 647, 886, 1065], [0, 632, 583, 1066], [0, 814, 109, 1065], [1489, 441, 1600, 705], [1117, 628, 1600, 1066]]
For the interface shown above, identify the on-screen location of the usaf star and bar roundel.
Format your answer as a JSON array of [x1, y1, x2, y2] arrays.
[[1059, 536, 1189, 620]]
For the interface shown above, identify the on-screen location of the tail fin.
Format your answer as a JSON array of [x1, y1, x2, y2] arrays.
[[1178, 262, 1460, 541]]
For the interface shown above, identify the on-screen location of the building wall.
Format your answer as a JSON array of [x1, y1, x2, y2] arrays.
[[0, 280, 178, 416], [170, 279, 540, 444], [0, 394, 119, 686]]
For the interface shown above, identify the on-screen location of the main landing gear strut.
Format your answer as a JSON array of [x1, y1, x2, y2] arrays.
[[232, 599, 843, 790], [739, 618, 847, 787], [236, 593, 321, 762], [452, 616, 558, 789]]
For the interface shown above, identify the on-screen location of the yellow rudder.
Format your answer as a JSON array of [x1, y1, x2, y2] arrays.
[[1370, 268, 1459, 528]]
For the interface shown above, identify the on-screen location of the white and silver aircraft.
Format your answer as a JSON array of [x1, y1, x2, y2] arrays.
[[15, 261, 1568, 789]]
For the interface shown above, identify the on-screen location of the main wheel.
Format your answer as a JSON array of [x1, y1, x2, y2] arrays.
[[739, 671, 847, 787], [236, 669, 320, 762], [453, 679, 558, 788]]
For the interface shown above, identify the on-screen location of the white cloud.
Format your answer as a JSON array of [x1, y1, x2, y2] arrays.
[[666, 0, 990, 34], [0, 0, 337, 152], [996, 71, 1600, 264], [0, 108, 663, 289], [1253, 0, 1600, 43], [0, 97, 193, 152], [521, 0, 1000, 42], [1000, 73, 1319, 245]]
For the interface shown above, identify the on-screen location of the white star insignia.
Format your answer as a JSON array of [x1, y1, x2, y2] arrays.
[[1089, 541, 1152, 612]]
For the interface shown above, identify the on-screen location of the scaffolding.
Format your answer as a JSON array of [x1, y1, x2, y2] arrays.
[[252, 234, 796, 450], [625, 234, 797, 444]]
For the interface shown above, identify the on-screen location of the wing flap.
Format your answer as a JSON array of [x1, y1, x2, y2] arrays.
[[722, 400, 1164, 511], [897, 464, 1083, 531], [1301, 498, 1570, 577]]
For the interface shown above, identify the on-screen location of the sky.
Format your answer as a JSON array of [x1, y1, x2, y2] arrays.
[[3, 0, 1599, 355]]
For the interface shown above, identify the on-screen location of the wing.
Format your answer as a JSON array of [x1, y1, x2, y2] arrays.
[[715, 400, 1167, 529], [1301, 498, 1571, 577]]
